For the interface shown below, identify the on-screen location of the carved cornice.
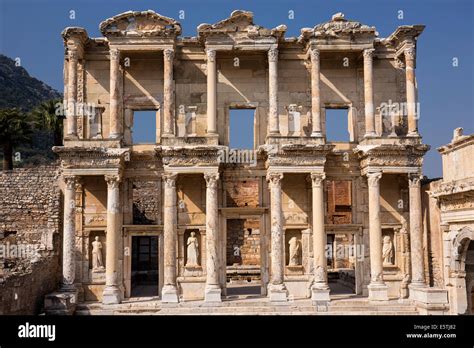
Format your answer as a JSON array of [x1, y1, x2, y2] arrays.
[[354, 144, 429, 171], [155, 145, 224, 167], [53, 146, 130, 170], [260, 143, 334, 168]]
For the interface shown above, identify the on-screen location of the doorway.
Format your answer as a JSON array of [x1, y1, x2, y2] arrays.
[[131, 236, 159, 297], [327, 233, 357, 296]]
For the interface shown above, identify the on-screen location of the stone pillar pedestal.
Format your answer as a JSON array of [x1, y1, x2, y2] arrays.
[[367, 171, 388, 301], [267, 172, 287, 302], [310, 173, 330, 307], [162, 173, 179, 303], [102, 175, 122, 304], [204, 172, 221, 303], [206, 49, 217, 136], [268, 48, 280, 136]]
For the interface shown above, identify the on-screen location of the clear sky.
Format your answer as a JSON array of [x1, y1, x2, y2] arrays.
[[0, 0, 472, 178]]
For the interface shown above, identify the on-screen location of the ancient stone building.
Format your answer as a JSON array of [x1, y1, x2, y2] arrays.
[[44, 10, 451, 313]]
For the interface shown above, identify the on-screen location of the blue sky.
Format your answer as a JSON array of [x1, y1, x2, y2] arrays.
[[0, 0, 473, 177]]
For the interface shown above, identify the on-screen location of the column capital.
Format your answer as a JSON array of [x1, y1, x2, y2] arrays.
[[105, 174, 121, 188], [309, 47, 320, 62], [363, 48, 375, 60], [268, 48, 279, 62], [68, 48, 79, 61], [367, 171, 382, 187], [310, 172, 326, 188], [63, 175, 77, 190], [162, 172, 178, 188], [408, 173, 423, 188], [266, 172, 283, 186], [404, 47, 416, 61], [206, 48, 216, 63], [163, 48, 175, 62], [204, 171, 219, 188], [110, 48, 120, 61]]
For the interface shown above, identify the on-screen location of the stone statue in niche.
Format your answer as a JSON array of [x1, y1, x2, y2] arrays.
[[382, 235, 394, 265], [288, 236, 301, 266], [186, 232, 199, 266], [91, 236, 105, 272]]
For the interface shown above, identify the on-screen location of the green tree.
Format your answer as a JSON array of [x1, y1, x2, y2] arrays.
[[31, 99, 64, 146], [0, 108, 32, 170]]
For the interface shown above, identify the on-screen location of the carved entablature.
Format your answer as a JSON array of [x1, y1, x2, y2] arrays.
[[53, 146, 130, 170], [431, 178, 474, 199], [260, 144, 334, 168], [299, 12, 377, 45], [384, 25, 424, 60], [99, 10, 182, 38], [156, 146, 224, 168], [354, 144, 429, 174], [197, 10, 286, 46], [61, 27, 89, 57], [438, 192, 474, 212]]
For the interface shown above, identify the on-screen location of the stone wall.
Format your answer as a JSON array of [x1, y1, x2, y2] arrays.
[[0, 165, 62, 314]]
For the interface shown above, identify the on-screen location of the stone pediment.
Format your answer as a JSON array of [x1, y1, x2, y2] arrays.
[[299, 12, 377, 42], [197, 10, 286, 43], [99, 10, 181, 38]]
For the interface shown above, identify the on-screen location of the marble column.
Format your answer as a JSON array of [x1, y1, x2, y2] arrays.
[[310, 173, 330, 302], [408, 173, 425, 286], [405, 47, 419, 136], [109, 48, 121, 139], [204, 172, 221, 302], [163, 48, 175, 136], [268, 48, 280, 136], [66, 49, 78, 139], [367, 171, 388, 300], [267, 172, 287, 301], [310, 48, 322, 137], [162, 172, 179, 303], [363, 49, 376, 138], [61, 175, 77, 290], [102, 175, 122, 304], [206, 48, 217, 135]]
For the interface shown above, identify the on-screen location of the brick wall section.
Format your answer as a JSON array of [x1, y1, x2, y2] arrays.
[[0, 164, 62, 314], [226, 219, 260, 266], [133, 180, 160, 224], [225, 180, 259, 207]]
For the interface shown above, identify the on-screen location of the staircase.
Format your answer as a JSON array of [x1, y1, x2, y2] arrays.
[[75, 296, 419, 315]]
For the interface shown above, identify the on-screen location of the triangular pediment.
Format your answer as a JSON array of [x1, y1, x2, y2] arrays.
[[99, 10, 181, 38]]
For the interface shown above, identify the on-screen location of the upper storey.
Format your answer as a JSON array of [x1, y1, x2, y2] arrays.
[[60, 10, 425, 151]]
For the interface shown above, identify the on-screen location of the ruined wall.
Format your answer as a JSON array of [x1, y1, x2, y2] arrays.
[[0, 165, 62, 314]]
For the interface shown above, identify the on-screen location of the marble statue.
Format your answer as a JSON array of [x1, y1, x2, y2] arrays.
[[91, 236, 104, 272], [186, 231, 199, 266], [288, 236, 301, 266], [382, 235, 393, 265]]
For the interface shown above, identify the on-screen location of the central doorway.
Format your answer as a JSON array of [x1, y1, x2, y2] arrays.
[[131, 236, 158, 297]]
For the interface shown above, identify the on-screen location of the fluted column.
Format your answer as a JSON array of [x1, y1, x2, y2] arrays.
[[163, 48, 175, 136], [409, 173, 425, 286], [66, 49, 78, 139], [102, 175, 122, 304], [206, 48, 217, 135], [310, 48, 322, 137], [311, 173, 329, 298], [405, 47, 419, 136], [367, 171, 388, 301], [204, 172, 221, 302], [268, 48, 280, 136], [363, 49, 376, 138], [61, 175, 77, 290], [162, 172, 179, 303], [109, 48, 121, 139], [267, 172, 287, 301]]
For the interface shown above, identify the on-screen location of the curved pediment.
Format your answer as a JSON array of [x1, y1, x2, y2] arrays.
[[99, 10, 181, 38], [198, 10, 286, 42]]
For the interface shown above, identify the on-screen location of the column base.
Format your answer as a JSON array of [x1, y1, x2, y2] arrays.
[[44, 289, 78, 315], [364, 132, 378, 139], [102, 285, 122, 305], [204, 285, 222, 303], [311, 287, 330, 311], [311, 131, 323, 138], [268, 283, 288, 303], [409, 285, 449, 314], [407, 131, 420, 137], [161, 285, 179, 303], [368, 283, 389, 301]]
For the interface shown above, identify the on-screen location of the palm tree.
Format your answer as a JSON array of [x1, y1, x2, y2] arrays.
[[31, 98, 64, 146], [0, 108, 32, 170]]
